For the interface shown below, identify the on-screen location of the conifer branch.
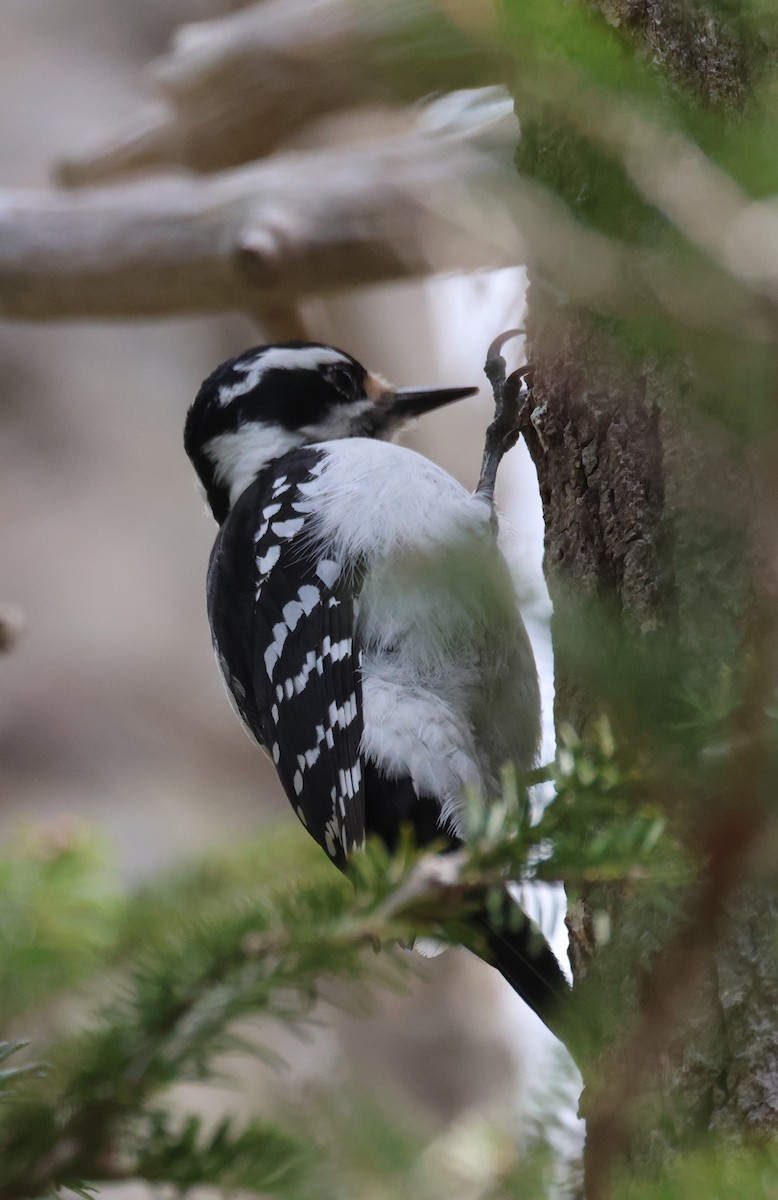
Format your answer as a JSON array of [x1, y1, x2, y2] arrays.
[[0, 754, 680, 1199]]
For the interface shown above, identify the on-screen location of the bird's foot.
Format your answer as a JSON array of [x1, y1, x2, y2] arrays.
[[477, 329, 534, 503]]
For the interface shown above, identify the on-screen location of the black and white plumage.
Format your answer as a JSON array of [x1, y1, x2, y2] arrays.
[[185, 340, 569, 1032]]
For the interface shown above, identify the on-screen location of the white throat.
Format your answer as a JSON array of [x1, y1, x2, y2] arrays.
[[205, 424, 300, 507], [204, 402, 379, 511]]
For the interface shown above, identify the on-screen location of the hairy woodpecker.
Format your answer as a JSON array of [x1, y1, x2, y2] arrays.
[[184, 339, 569, 1034]]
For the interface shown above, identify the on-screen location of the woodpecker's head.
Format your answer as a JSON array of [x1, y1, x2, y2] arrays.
[[185, 341, 477, 523]]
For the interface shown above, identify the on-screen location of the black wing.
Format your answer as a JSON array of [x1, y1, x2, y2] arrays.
[[207, 447, 364, 868]]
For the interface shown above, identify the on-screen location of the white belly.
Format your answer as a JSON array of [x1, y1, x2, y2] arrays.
[[305, 438, 541, 833]]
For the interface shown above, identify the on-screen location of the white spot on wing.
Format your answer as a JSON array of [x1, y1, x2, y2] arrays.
[[285, 649, 318, 696], [254, 504, 281, 543], [272, 517, 306, 539], [298, 584, 320, 615], [329, 637, 351, 662], [281, 600, 304, 632], [316, 558, 342, 588], [257, 544, 281, 575], [264, 621, 289, 677]]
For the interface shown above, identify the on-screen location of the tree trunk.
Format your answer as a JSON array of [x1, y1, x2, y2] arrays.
[[521, 290, 778, 1163], [515, 2, 778, 1191]]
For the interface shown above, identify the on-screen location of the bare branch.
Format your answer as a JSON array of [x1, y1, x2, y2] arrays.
[[58, 0, 501, 186], [0, 105, 520, 322], [5, 81, 775, 334]]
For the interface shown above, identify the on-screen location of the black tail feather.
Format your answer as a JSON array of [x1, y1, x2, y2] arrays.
[[469, 889, 572, 1041], [362, 764, 574, 1051]]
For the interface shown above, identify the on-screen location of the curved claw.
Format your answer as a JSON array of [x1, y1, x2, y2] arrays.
[[505, 363, 534, 391], [485, 328, 525, 365], [477, 338, 531, 503]]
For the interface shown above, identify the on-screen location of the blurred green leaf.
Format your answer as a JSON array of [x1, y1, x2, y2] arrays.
[[0, 822, 119, 1022]]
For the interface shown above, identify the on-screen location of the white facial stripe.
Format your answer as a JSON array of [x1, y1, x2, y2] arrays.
[[217, 347, 352, 406], [299, 399, 374, 442], [205, 425, 299, 506]]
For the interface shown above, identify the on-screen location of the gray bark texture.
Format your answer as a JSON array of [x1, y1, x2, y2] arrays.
[[521, 296, 778, 1147], [516, 1, 778, 1192]]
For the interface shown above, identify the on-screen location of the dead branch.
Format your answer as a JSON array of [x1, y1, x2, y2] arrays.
[[58, 0, 501, 186], [4, 80, 775, 333], [0, 104, 520, 322]]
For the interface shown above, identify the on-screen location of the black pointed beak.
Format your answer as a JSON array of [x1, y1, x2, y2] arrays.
[[390, 384, 479, 419]]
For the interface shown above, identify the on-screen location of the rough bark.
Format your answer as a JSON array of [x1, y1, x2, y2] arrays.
[[517, 2, 778, 1193], [523, 280, 778, 1194]]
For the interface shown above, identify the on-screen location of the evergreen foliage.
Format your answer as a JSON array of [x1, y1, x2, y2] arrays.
[[1, 693, 759, 1199], [0, 733, 685, 1199]]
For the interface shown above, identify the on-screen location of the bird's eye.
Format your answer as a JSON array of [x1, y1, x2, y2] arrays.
[[325, 366, 354, 396]]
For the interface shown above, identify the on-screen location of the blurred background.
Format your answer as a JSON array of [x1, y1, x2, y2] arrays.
[[0, 0, 571, 1179]]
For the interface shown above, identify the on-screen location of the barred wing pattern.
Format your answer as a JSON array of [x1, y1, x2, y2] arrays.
[[207, 447, 365, 867]]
